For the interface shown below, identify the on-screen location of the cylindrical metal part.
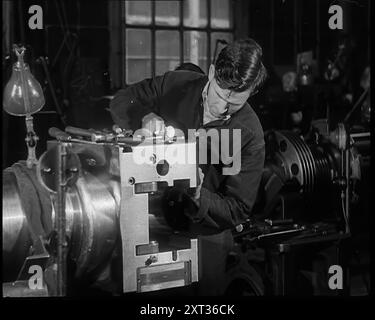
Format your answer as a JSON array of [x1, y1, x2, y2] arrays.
[[267, 130, 336, 194], [2, 170, 33, 282], [49, 127, 71, 141], [65, 126, 106, 142], [2, 167, 119, 284], [116, 136, 142, 145], [65, 126, 94, 138]]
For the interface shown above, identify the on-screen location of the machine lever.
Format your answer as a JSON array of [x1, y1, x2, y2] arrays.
[[65, 126, 106, 142], [49, 127, 71, 141], [116, 136, 144, 145], [65, 126, 94, 138]]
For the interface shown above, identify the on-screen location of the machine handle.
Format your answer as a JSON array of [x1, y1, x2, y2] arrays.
[[65, 126, 94, 138], [49, 127, 71, 140], [116, 136, 144, 145], [65, 126, 108, 142]]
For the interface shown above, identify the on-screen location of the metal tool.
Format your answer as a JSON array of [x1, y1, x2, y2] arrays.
[[64, 126, 144, 145], [49, 127, 72, 141]]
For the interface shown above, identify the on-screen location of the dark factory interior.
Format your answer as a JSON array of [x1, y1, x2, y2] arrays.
[[2, 0, 371, 298]]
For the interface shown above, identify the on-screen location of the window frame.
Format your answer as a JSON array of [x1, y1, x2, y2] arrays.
[[121, 0, 235, 86]]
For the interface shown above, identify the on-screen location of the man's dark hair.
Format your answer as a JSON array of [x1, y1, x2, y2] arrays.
[[214, 38, 267, 93]]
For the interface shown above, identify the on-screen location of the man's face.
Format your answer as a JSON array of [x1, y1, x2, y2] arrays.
[[206, 65, 251, 119]]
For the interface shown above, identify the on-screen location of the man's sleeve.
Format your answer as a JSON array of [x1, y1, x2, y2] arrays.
[[109, 75, 166, 131], [187, 137, 265, 230]]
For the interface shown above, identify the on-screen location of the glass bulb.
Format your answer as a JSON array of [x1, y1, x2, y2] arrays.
[[3, 48, 45, 116]]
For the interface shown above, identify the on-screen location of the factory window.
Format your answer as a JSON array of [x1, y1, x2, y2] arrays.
[[123, 0, 234, 85]]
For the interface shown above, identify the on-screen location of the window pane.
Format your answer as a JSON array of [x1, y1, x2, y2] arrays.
[[155, 31, 180, 75], [125, 0, 151, 25], [211, 32, 233, 62], [126, 29, 151, 84], [156, 1, 180, 26], [183, 0, 207, 27], [184, 31, 207, 73], [211, 0, 232, 29]]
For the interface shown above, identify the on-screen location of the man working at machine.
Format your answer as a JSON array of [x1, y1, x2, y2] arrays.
[[110, 38, 267, 295]]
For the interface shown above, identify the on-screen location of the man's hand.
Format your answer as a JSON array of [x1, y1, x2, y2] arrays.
[[162, 167, 204, 229], [142, 112, 165, 136]]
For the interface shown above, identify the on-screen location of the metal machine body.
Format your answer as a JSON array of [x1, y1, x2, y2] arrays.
[[3, 128, 199, 296], [119, 140, 198, 292]]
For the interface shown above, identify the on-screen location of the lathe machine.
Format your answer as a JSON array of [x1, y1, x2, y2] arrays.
[[3, 126, 199, 296], [2, 120, 370, 296]]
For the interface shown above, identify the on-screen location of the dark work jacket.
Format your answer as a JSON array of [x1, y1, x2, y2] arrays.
[[110, 70, 265, 233]]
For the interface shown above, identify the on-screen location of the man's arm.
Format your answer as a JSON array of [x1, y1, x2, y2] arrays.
[[187, 140, 265, 230], [109, 75, 165, 131]]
